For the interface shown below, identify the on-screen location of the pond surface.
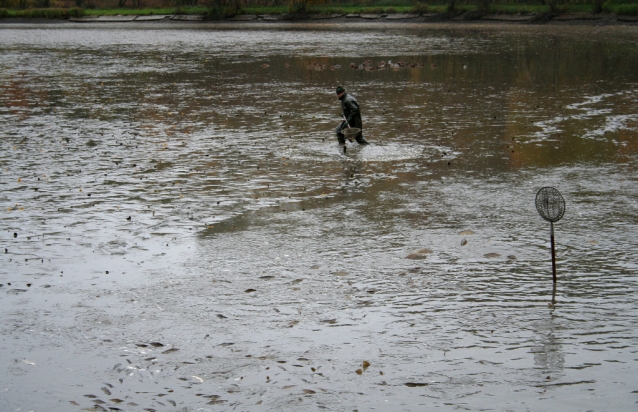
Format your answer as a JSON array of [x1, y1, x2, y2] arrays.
[[1, 22, 638, 411]]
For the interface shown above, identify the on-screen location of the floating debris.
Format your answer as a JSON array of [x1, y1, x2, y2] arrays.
[[406, 253, 428, 260]]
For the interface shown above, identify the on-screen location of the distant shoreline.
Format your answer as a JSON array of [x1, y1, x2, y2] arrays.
[[2, 12, 638, 26]]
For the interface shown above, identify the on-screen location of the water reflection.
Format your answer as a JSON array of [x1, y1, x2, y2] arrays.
[[532, 310, 565, 374], [0, 23, 637, 411]]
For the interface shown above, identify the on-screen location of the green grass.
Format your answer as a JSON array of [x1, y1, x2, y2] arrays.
[[241, 6, 289, 15], [83, 7, 207, 16], [490, 4, 550, 14]]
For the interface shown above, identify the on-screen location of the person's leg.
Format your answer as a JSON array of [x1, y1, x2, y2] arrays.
[[336, 122, 347, 145], [355, 130, 369, 145]]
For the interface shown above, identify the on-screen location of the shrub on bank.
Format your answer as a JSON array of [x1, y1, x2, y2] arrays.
[[11, 7, 83, 17], [3, 1, 638, 19], [604, 2, 638, 14], [411, 2, 428, 14]]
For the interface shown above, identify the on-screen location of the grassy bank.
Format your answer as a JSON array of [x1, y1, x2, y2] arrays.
[[1, 1, 638, 20]]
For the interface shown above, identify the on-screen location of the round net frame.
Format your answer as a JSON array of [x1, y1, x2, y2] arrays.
[[535, 187, 565, 223], [342, 127, 361, 137]]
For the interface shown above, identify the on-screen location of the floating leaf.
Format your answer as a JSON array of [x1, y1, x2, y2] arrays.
[[149, 342, 164, 347], [459, 230, 475, 235], [101, 387, 111, 396], [303, 389, 316, 394], [405, 382, 428, 387], [461, 238, 468, 246], [417, 248, 433, 254], [362, 361, 370, 369], [484, 253, 500, 258], [162, 348, 179, 354], [355, 369, 363, 375], [245, 288, 257, 293]]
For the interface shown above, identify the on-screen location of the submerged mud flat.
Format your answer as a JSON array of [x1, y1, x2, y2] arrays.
[[1, 23, 638, 411]]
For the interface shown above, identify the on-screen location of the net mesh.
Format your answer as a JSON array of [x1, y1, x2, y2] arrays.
[[342, 128, 361, 137], [535, 187, 565, 223]]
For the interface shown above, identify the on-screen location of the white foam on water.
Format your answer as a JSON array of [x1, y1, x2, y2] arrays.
[[358, 142, 426, 162], [582, 114, 638, 140], [529, 91, 634, 142], [276, 141, 426, 163]]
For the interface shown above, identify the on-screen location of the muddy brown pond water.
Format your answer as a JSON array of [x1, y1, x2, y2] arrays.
[[1, 22, 638, 411]]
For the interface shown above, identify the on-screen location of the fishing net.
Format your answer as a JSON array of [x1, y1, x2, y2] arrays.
[[342, 127, 361, 137], [535, 187, 565, 223]]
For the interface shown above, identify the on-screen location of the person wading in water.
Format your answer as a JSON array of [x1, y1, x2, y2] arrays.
[[335, 86, 369, 146]]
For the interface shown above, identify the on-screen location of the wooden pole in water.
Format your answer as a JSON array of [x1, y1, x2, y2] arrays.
[[550, 221, 557, 283]]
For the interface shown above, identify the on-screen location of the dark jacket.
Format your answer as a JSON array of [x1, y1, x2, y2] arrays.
[[340, 93, 362, 129]]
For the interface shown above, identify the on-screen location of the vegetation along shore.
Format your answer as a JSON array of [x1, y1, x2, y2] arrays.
[[2, 0, 638, 25]]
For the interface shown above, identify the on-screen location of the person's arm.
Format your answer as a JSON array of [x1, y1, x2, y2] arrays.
[[344, 99, 359, 123]]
